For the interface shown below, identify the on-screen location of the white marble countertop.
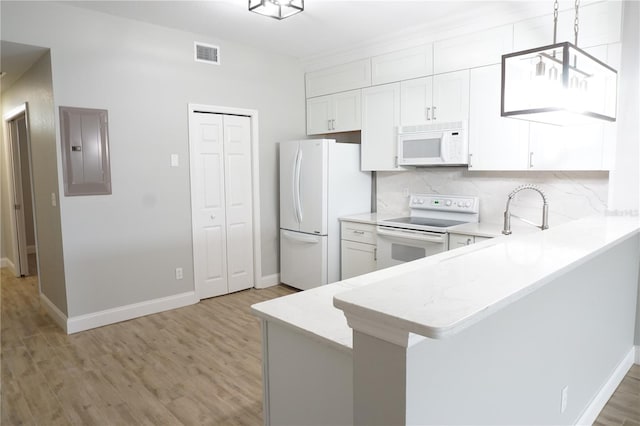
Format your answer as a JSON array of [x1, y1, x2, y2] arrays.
[[339, 212, 379, 225], [333, 215, 640, 340], [448, 221, 538, 238]]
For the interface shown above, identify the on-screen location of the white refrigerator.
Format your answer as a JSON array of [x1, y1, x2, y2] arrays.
[[280, 139, 371, 290]]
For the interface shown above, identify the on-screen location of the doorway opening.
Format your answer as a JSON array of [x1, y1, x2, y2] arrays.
[[3, 104, 39, 278]]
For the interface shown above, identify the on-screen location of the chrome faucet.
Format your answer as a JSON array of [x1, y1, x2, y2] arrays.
[[502, 184, 549, 235]]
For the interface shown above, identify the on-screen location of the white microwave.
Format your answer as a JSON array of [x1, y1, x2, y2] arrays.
[[397, 122, 468, 166]]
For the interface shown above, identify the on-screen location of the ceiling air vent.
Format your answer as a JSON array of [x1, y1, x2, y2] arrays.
[[194, 42, 220, 65]]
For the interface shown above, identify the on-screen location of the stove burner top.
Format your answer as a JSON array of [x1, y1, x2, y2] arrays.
[[383, 217, 467, 229]]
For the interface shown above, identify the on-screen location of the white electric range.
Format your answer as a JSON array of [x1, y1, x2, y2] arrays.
[[377, 193, 479, 269]]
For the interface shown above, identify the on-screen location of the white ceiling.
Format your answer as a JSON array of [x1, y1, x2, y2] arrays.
[[63, 0, 563, 62]]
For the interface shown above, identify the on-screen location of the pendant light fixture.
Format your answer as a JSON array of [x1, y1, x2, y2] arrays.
[[501, 0, 617, 126], [249, 0, 304, 20]]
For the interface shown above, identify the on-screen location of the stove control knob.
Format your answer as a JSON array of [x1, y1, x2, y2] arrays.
[[465, 201, 472, 207], [445, 200, 452, 206]]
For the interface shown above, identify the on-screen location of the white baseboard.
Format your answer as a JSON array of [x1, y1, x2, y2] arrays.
[[27, 245, 36, 254], [576, 347, 635, 425], [257, 273, 280, 289], [67, 291, 198, 334], [1, 257, 16, 274], [635, 345, 640, 365], [40, 293, 69, 333]]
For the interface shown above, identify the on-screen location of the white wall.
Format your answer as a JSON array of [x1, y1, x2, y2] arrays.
[[1, 51, 68, 313], [1, 1, 305, 317]]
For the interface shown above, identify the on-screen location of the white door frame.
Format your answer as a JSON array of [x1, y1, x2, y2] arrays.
[[2, 103, 37, 278], [187, 103, 263, 295]]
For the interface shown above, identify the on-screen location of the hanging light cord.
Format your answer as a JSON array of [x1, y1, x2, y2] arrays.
[[553, 0, 559, 44], [574, 0, 580, 46]]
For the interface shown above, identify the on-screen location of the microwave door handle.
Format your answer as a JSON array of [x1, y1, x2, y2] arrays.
[[440, 133, 447, 162]]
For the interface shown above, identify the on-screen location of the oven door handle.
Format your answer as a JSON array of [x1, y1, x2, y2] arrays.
[[377, 228, 445, 244]]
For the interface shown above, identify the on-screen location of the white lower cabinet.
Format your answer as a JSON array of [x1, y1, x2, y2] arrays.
[[341, 221, 377, 279], [448, 233, 490, 250]]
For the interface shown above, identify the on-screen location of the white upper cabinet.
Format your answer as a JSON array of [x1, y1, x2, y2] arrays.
[[468, 65, 529, 171], [306, 90, 361, 135], [361, 83, 402, 171], [513, 1, 622, 51], [434, 25, 513, 74], [371, 44, 433, 85], [400, 69, 469, 126], [528, 123, 606, 171], [400, 77, 432, 126], [432, 70, 470, 123], [306, 59, 372, 98], [468, 62, 613, 172]]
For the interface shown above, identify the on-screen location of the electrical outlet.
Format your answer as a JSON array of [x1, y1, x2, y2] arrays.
[[560, 386, 568, 413], [170, 154, 179, 167], [175, 267, 183, 280], [402, 187, 410, 198]]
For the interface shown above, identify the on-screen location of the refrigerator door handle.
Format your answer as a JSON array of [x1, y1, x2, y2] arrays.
[[292, 148, 302, 223], [282, 230, 320, 244], [294, 149, 303, 223]]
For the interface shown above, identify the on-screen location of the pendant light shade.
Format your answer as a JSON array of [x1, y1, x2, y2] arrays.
[[249, 0, 304, 20], [501, 42, 617, 126]]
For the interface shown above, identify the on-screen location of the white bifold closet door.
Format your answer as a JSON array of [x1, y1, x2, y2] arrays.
[[190, 112, 254, 299]]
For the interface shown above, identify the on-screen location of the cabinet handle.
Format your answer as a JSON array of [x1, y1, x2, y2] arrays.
[[468, 153, 473, 168], [332, 119, 336, 130], [432, 106, 437, 120], [374, 248, 377, 261], [466, 238, 473, 245], [327, 119, 331, 131], [529, 152, 534, 168], [353, 230, 365, 235], [426, 107, 431, 121]]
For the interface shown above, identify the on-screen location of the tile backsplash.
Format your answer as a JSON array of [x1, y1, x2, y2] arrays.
[[377, 168, 609, 227]]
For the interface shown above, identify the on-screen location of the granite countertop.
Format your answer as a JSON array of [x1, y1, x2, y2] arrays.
[[333, 215, 640, 340]]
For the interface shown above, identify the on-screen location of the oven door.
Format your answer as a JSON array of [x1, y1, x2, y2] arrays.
[[376, 226, 447, 269]]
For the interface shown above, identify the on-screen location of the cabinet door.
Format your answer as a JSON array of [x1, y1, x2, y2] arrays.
[[305, 59, 372, 98], [434, 25, 513, 74], [306, 95, 332, 135], [400, 77, 432, 126], [372, 44, 433, 85], [332, 90, 361, 132], [448, 233, 475, 250], [468, 65, 529, 171], [528, 123, 606, 171], [432, 70, 470, 123], [361, 83, 402, 171], [341, 240, 376, 280]]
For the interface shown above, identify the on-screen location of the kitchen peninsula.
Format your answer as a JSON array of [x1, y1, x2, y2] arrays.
[[252, 214, 640, 425]]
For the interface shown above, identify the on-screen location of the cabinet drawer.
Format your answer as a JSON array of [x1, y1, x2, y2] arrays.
[[341, 221, 376, 245]]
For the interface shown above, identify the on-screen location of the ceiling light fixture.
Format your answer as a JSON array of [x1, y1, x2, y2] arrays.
[[248, 0, 303, 20], [501, 0, 617, 126]]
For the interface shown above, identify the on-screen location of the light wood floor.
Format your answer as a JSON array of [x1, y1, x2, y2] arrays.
[[1, 263, 295, 425], [1, 262, 639, 425]]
